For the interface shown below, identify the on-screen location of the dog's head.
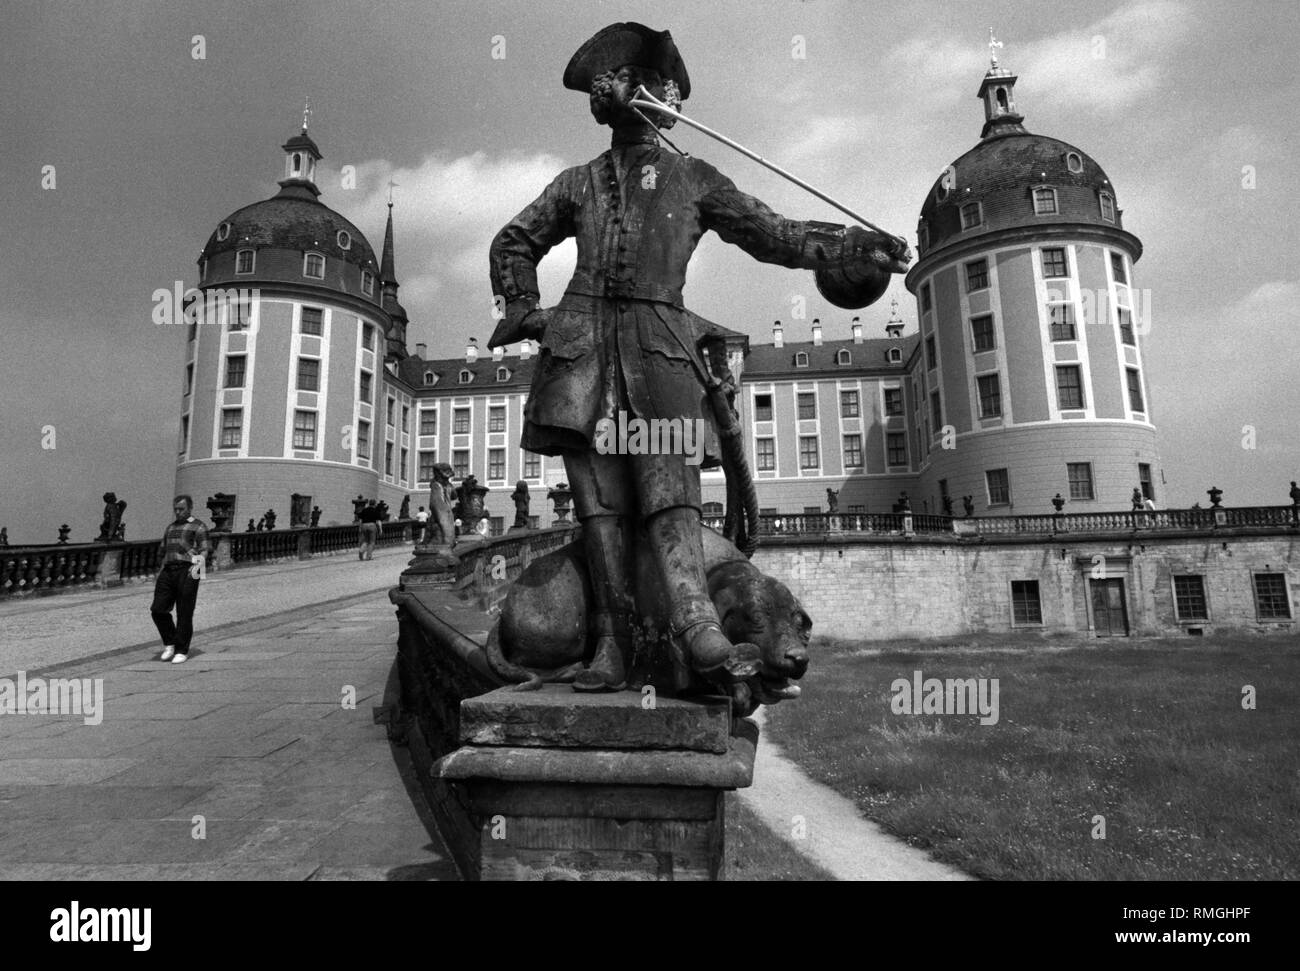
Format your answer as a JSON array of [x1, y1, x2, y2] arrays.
[[707, 561, 810, 715]]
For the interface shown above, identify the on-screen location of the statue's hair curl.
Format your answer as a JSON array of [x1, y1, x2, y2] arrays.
[[589, 71, 680, 129]]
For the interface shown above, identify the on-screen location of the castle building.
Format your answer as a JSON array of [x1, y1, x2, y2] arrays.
[[178, 52, 1162, 531]]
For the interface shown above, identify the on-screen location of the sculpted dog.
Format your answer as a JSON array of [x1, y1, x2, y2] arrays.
[[484, 527, 809, 716]]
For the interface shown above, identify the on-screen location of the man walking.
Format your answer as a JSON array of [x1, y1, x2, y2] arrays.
[[152, 495, 210, 664], [358, 499, 379, 560], [414, 505, 429, 545]]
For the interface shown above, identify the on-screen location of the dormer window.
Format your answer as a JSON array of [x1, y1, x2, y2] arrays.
[[794, 351, 809, 367], [216, 222, 231, 242], [235, 249, 255, 274], [337, 230, 351, 250], [1066, 152, 1084, 173], [459, 369, 473, 384], [423, 370, 435, 386], [836, 349, 851, 366], [361, 270, 374, 295], [1099, 191, 1115, 222], [960, 201, 983, 230], [496, 366, 510, 381], [304, 252, 325, 279], [1032, 187, 1058, 215], [888, 347, 902, 364], [936, 167, 955, 202]]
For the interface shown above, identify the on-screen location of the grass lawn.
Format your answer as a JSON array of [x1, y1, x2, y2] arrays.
[[763, 632, 1299, 880], [724, 791, 834, 880]]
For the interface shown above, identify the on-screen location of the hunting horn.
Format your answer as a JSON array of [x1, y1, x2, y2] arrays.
[[632, 85, 904, 309]]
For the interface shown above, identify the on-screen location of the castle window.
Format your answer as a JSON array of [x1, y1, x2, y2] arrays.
[[488, 448, 506, 481], [303, 252, 325, 279], [386, 398, 395, 427], [1041, 247, 1070, 278], [296, 357, 319, 392], [400, 446, 408, 483], [337, 230, 351, 250], [385, 442, 393, 476], [887, 432, 907, 466], [925, 336, 937, 370], [418, 451, 437, 482], [452, 449, 469, 478], [292, 153, 302, 173], [1055, 365, 1085, 409], [216, 222, 231, 241], [184, 363, 194, 395], [1110, 251, 1128, 284], [794, 351, 809, 367], [1253, 573, 1291, 620], [836, 349, 852, 366], [996, 87, 1009, 112], [971, 314, 996, 352], [920, 282, 932, 314], [453, 408, 470, 434], [293, 410, 317, 450], [356, 420, 370, 462], [423, 371, 435, 386], [361, 271, 374, 295], [359, 370, 372, 403], [224, 354, 246, 389], [363, 323, 375, 351], [884, 387, 903, 417], [965, 258, 989, 292], [235, 249, 255, 274], [960, 201, 983, 230], [459, 369, 473, 384], [1118, 308, 1136, 345], [798, 436, 820, 470], [840, 390, 859, 418], [754, 393, 773, 421], [179, 414, 189, 455], [1011, 581, 1042, 625], [220, 408, 243, 448], [930, 391, 943, 430], [756, 438, 775, 471], [986, 468, 1010, 506], [496, 366, 510, 381], [1173, 576, 1208, 621], [1066, 152, 1083, 173], [843, 434, 863, 468], [977, 373, 1002, 418], [888, 347, 902, 364], [402, 405, 409, 433], [1033, 187, 1058, 215], [420, 408, 437, 435], [1048, 303, 1076, 341], [1099, 191, 1116, 222], [797, 392, 816, 420], [301, 306, 323, 335], [1067, 462, 1095, 500], [523, 452, 541, 479], [489, 405, 506, 433], [1126, 368, 1145, 412]]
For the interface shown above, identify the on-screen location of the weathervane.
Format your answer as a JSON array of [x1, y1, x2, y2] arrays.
[[987, 27, 1004, 69], [387, 178, 399, 206], [302, 98, 312, 131]]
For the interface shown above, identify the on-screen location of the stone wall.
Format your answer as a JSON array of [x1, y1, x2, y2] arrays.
[[754, 530, 1300, 640]]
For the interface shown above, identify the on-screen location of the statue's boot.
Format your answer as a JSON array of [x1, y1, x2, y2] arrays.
[[572, 515, 635, 692], [647, 507, 763, 688]]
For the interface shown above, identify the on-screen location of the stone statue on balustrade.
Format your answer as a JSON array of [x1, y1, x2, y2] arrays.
[[825, 488, 839, 514], [482, 22, 910, 714], [399, 495, 410, 521], [97, 493, 127, 543], [453, 475, 488, 538], [510, 480, 531, 530], [406, 462, 459, 576], [310, 506, 322, 527], [263, 508, 277, 531]]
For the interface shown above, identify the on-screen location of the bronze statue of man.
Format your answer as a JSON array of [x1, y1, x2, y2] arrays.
[[489, 22, 909, 693]]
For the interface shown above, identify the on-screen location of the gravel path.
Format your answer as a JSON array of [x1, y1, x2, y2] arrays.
[[738, 708, 971, 881]]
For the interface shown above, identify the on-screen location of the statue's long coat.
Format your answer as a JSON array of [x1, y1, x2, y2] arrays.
[[489, 136, 861, 462]]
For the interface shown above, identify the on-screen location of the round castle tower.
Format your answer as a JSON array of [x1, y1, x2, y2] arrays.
[[904, 46, 1162, 515]]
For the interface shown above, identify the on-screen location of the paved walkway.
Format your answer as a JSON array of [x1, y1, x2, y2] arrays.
[[0, 545, 460, 880]]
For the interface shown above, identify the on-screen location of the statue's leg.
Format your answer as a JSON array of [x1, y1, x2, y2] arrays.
[[565, 451, 636, 691], [636, 454, 757, 688]]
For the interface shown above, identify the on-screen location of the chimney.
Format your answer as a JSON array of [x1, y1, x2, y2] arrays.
[[415, 342, 427, 358], [519, 340, 532, 361], [851, 316, 863, 344], [492, 345, 504, 362], [811, 318, 823, 346], [772, 320, 784, 348], [466, 337, 478, 363]]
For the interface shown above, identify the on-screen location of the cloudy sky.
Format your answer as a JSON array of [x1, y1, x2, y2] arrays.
[[2, 0, 1296, 542]]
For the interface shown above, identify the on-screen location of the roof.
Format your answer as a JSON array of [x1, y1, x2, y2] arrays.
[[744, 335, 920, 379], [201, 191, 380, 273], [395, 352, 539, 394]]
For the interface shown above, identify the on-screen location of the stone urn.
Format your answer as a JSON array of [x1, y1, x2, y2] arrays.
[[548, 482, 574, 524]]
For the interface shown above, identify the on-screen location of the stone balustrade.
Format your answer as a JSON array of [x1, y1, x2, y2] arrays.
[[450, 524, 582, 613]]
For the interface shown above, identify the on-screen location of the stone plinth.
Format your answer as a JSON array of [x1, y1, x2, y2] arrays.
[[434, 685, 757, 881], [401, 548, 458, 590]]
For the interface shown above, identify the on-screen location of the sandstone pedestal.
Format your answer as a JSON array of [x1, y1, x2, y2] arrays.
[[401, 548, 459, 590], [434, 684, 756, 880]]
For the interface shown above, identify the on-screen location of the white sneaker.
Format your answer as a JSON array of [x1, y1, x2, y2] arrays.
[[171, 653, 189, 664], [160, 646, 176, 662]]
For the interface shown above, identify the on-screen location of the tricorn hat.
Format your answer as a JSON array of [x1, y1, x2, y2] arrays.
[[563, 22, 690, 99]]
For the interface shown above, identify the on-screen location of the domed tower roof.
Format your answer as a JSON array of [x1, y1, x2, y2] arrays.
[[198, 122, 385, 308], [911, 43, 1138, 271]]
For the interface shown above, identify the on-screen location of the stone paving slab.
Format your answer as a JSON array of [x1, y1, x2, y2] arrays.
[[0, 568, 460, 880]]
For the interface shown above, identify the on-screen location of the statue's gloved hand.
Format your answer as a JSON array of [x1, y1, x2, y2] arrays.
[[844, 226, 912, 275]]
